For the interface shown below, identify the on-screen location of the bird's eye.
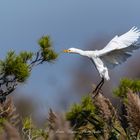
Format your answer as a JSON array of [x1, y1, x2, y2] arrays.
[[67, 50, 71, 52]]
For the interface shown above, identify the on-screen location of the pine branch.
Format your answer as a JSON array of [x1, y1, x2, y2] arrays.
[[0, 35, 58, 103]]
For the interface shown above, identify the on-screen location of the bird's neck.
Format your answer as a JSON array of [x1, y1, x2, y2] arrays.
[[74, 49, 85, 56]]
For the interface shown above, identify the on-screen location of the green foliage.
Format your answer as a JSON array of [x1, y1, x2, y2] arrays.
[[66, 96, 95, 126], [22, 117, 48, 140], [66, 96, 105, 139], [0, 118, 6, 137], [23, 117, 33, 130], [0, 51, 30, 82], [66, 104, 82, 122], [0, 35, 58, 83], [81, 96, 95, 112], [0, 118, 6, 129], [0, 35, 58, 103], [113, 78, 140, 98], [42, 49, 58, 62], [38, 36, 58, 62], [38, 36, 52, 49], [19, 51, 33, 63]]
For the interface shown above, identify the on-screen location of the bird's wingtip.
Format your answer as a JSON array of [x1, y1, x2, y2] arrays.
[[130, 26, 140, 32]]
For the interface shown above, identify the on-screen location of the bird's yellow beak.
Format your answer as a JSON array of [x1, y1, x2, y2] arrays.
[[63, 49, 70, 53]]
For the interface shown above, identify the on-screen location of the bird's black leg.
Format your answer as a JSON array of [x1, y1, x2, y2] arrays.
[[97, 78, 104, 93], [92, 78, 104, 93], [92, 78, 104, 98]]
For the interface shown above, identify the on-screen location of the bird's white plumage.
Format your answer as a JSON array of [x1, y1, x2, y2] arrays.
[[65, 27, 140, 81], [97, 27, 140, 56], [97, 27, 140, 70]]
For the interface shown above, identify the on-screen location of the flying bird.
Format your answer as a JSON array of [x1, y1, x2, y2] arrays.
[[63, 27, 140, 96]]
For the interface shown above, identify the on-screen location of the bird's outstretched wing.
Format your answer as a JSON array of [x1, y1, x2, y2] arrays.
[[96, 27, 140, 69]]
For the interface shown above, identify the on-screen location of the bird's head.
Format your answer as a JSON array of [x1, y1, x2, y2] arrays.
[[63, 48, 81, 54]]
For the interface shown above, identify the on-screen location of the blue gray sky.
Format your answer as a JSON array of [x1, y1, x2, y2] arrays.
[[0, 1, 140, 112]]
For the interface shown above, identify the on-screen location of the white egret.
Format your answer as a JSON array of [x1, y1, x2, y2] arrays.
[[63, 27, 140, 96]]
